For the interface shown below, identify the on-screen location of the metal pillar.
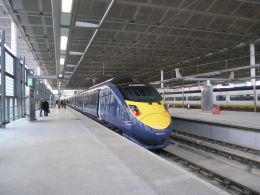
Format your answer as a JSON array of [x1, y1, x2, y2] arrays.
[[11, 21, 18, 56], [161, 69, 164, 100], [28, 69, 36, 121], [201, 80, 213, 113], [160, 70, 164, 89], [0, 31, 6, 128], [250, 43, 256, 112], [21, 57, 26, 117], [15, 56, 21, 119]]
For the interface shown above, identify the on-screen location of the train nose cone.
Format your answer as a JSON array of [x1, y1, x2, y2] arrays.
[[140, 114, 171, 130]]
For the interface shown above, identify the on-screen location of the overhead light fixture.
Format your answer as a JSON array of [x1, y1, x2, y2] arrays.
[[60, 36, 68, 50], [66, 64, 77, 67], [75, 21, 99, 28], [69, 51, 83, 55], [59, 74, 63, 78], [65, 71, 73, 74], [62, 0, 73, 13], [60, 57, 65, 65]]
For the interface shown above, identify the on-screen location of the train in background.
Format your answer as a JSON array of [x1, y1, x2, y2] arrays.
[[68, 76, 173, 150], [162, 86, 260, 111]]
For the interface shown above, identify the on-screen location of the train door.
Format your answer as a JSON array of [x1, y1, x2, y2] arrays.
[[97, 89, 101, 120], [99, 88, 107, 121]]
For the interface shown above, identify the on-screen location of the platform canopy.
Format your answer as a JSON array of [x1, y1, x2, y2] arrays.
[[1, 0, 260, 89]]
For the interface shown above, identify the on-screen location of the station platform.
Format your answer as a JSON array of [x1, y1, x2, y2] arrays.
[[0, 108, 228, 195], [169, 108, 260, 131], [169, 108, 260, 149]]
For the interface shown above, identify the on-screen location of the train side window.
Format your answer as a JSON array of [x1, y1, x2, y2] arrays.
[[165, 97, 175, 101], [188, 96, 201, 101], [216, 95, 226, 101], [175, 97, 186, 101], [258, 95, 260, 101], [230, 94, 254, 101]]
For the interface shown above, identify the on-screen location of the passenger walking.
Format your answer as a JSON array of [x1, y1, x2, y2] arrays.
[[39, 98, 44, 117], [61, 100, 64, 108], [42, 100, 49, 116]]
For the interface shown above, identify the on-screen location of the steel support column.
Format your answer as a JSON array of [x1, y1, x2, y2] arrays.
[[21, 57, 26, 117], [161, 69, 164, 100], [250, 43, 256, 112], [0, 31, 6, 128], [11, 21, 18, 56], [16, 57, 22, 118]]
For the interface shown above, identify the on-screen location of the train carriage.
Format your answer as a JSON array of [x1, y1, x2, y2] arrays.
[[163, 86, 260, 110], [69, 76, 173, 150]]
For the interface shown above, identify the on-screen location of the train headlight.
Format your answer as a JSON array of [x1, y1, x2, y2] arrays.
[[129, 105, 141, 116]]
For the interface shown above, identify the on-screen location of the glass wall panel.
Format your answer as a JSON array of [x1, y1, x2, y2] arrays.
[[6, 75, 14, 96], [5, 52, 14, 75]]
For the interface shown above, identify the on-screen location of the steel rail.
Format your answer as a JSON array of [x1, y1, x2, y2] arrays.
[[170, 132, 260, 166], [173, 130, 260, 155], [159, 149, 260, 195]]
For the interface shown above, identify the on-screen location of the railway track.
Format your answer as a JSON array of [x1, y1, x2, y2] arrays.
[[158, 149, 260, 195], [171, 130, 260, 167]]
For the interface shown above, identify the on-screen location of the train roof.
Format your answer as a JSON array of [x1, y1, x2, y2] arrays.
[[88, 76, 143, 90], [110, 76, 142, 85]]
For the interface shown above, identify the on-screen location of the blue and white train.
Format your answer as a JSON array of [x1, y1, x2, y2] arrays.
[[68, 76, 173, 149]]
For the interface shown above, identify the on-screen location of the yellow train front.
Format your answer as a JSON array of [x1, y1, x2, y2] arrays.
[[124, 99, 173, 149], [110, 77, 173, 149]]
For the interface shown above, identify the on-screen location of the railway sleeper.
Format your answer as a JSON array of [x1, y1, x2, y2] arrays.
[[171, 135, 260, 165]]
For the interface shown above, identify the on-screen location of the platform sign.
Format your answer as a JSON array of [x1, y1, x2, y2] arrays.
[[27, 78, 33, 86]]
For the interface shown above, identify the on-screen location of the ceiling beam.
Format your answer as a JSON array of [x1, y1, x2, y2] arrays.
[[116, 0, 260, 23], [77, 17, 258, 38]]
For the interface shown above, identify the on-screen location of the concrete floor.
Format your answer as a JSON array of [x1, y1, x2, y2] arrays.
[[0, 108, 228, 195], [170, 108, 260, 130]]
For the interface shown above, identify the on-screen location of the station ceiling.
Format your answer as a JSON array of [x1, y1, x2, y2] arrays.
[[1, 0, 260, 89]]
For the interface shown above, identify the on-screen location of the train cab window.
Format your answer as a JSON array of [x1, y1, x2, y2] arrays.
[[230, 94, 254, 101], [187, 96, 201, 101], [216, 95, 226, 101], [175, 97, 186, 101], [118, 83, 162, 103], [165, 97, 175, 101]]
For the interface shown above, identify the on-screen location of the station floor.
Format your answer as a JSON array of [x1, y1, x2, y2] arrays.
[[0, 108, 228, 195], [169, 108, 260, 130]]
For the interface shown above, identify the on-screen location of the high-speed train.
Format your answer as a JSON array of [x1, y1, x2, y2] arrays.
[[68, 76, 173, 149], [163, 86, 260, 111]]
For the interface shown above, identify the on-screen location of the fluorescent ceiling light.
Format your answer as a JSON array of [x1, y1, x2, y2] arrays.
[[60, 57, 65, 65], [69, 51, 83, 55], [66, 64, 77, 67], [75, 21, 99, 28], [62, 0, 73, 13], [60, 36, 68, 50]]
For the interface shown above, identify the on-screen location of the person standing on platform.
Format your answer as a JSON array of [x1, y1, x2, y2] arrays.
[[61, 100, 64, 108], [58, 100, 61, 109], [63, 99, 67, 109], [39, 98, 44, 117], [55, 100, 59, 108], [42, 100, 50, 116]]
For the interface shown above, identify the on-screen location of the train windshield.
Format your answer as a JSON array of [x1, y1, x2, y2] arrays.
[[118, 83, 162, 103]]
